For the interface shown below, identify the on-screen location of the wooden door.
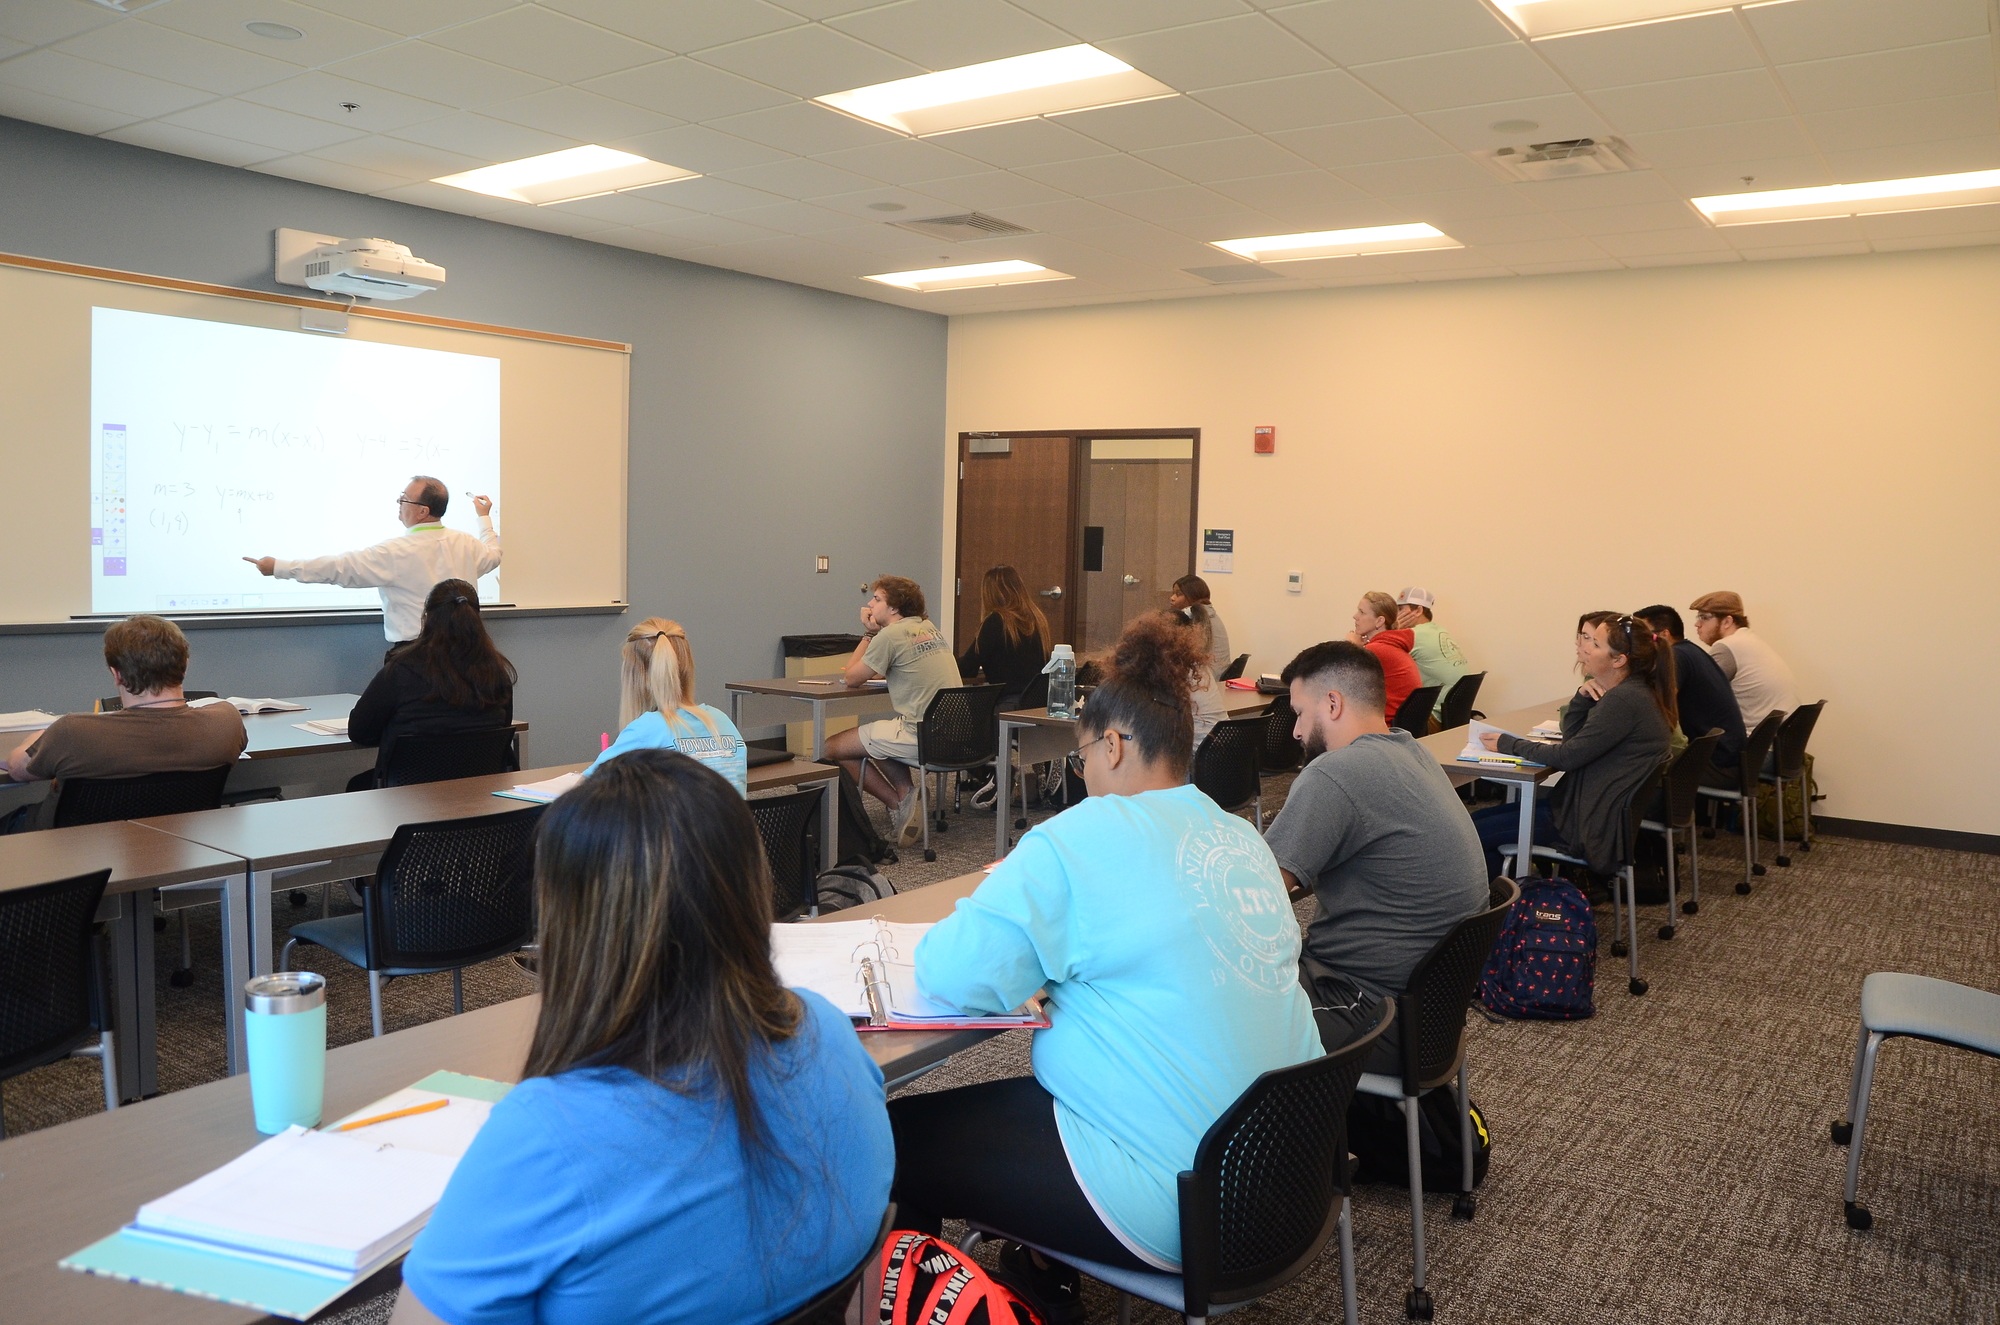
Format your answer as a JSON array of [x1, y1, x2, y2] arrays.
[[953, 435, 1076, 652], [1075, 441, 1198, 654]]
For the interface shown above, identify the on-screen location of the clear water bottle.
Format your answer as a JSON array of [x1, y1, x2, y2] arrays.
[[1044, 644, 1077, 719]]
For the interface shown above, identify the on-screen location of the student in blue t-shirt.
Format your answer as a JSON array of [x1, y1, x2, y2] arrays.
[[392, 751, 893, 1325], [888, 616, 1321, 1324], [584, 616, 748, 793]]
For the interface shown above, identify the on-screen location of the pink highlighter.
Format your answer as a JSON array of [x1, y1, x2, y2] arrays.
[[601, 732, 611, 752]]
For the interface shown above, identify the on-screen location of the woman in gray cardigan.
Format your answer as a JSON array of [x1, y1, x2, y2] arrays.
[[1471, 613, 1675, 878]]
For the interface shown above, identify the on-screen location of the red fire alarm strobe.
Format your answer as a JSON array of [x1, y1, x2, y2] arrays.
[[1253, 426, 1276, 455]]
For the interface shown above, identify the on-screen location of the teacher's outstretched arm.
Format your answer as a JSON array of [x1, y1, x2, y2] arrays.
[[242, 556, 275, 576]]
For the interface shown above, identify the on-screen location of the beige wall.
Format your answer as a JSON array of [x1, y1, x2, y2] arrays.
[[944, 246, 2000, 836]]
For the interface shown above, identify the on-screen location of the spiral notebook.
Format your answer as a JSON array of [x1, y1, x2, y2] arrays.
[[770, 918, 1048, 1031]]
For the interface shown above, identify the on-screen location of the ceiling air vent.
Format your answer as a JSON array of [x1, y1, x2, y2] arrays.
[[891, 213, 1033, 241], [1182, 264, 1290, 285], [1484, 138, 1634, 183]]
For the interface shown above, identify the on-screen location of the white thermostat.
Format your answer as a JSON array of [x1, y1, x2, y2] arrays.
[[1286, 570, 1304, 594]]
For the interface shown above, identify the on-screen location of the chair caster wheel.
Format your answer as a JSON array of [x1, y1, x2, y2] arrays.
[[1800, 842, 1813, 854], [1013, 817, 1027, 830], [1844, 1201, 1872, 1230], [1658, 924, 1675, 940], [289, 890, 308, 907], [1611, 939, 1629, 957], [1405, 1287, 1434, 1320], [1736, 882, 1752, 895], [1752, 863, 1767, 877], [1701, 827, 1716, 840], [1831, 1120, 1853, 1145], [1452, 1193, 1477, 1220], [922, 849, 937, 863], [1775, 854, 1790, 867], [152, 915, 168, 933], [935, 821, 949, 834], [1629, 978, 1648, 996], [169, 968, 194, 988], [1682, 901, 1699, 915]]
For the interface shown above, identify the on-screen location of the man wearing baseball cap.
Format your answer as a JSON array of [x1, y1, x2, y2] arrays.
[[1395, 587, 1469, 725], [1688, 591, 1799, 734]]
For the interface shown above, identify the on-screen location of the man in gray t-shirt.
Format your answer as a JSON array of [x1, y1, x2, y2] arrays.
[[1264, 641, 1489, 1069]]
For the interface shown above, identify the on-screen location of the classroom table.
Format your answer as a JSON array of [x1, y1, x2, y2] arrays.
[[0, 872, 995, 1324], [726, 677, 896, 759], [0, 823, 245, 1102], [1417, 699, 1569, 873], [994, 687, 1277, 857]]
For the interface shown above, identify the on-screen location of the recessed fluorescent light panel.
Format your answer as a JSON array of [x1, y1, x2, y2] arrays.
[[816, 44, 1175, 137], [1209, 224, 1462, 263], [1694, 169, 2000, 225], [1499, 0, 1799, 39], [433, 146, 699, 205], [864, 261, 1072, 293]]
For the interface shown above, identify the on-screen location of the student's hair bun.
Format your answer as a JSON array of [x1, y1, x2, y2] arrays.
[[1107, 611, 1206, 704]]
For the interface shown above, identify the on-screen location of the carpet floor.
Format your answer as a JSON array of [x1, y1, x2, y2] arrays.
[[10, 770, 1996, 1324]]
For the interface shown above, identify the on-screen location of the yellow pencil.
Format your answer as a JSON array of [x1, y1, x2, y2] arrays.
[[334, 1097, 449, 1131]]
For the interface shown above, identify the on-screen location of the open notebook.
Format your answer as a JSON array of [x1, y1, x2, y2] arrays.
[[1456, 720, 1546, 768], [770, 918, 1048, 1032], [61, 1071, 509, 1321]]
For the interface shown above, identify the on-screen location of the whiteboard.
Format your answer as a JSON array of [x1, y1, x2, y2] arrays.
[[0, 255, 628, 625]]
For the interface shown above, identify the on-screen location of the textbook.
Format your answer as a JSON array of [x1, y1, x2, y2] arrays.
[[61, 1071, 509, 1321], [493, 771, 583, 803], [0, 709, 59, 732], [189, 696, 309, 715], [770, 918, 1048, 1032]]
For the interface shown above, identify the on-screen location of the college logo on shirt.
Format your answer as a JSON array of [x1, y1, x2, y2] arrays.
[[1179, 821, 1297, 995]]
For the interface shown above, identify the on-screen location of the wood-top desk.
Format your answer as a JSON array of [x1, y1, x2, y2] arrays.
[[726, 678, 896, 759], [1417, 699, 1569, 869], [0, 871, 994, 1325]]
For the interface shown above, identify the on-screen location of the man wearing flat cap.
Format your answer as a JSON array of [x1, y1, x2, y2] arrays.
[[1688, 591, 1800, 734]]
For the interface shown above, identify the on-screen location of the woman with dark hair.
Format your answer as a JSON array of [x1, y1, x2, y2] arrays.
[[346, 579, 515, 789], [957, 564, 1052, 707], [1168, 573, 1231, 676], [1470, 611, 1675, 879], [886, 614, 1318, 1322], [392, 750, 893, 1325]]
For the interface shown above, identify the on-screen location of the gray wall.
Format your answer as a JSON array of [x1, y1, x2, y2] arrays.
[[0, 117, 946, 763]]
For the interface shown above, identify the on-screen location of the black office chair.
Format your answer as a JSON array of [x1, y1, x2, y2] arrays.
[[1761, 700, 1826, 867], [1502, 770, 1663, 997], [1641, 729, 1723, 936], [1391, 686, 1442, 739], [1192, 717, 1266, 828], [752, 788, 823, 922], [1217, 652, 1249, 683], [1355, 876, 1518, 1321], [281, 806, 542, 1037], [968, 1003, 1393, 1325], [905, 685, 1006, 864], [1435, 672, 1486, 731], [771, 1208, 893, 1325], [96, 690, 217, 712], [1259, 688, 1304, 774], [1695, 710, 1785, 895], [377, 728, 518, 789], [0, 868, 116, 1139]]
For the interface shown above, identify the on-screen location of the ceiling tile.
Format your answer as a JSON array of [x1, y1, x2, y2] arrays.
[[829, 0, 1072, 69], [1656, 156, 1832, 196], [0, 51, 213, 119], [104, 119, 285, 168], [817, 220, 971, 256], [1622, 249, 1738, 267], [1069, 219, 1234, 262], [1821, 134, 2000, 182], [1777, 39, 1995, 115], [725, 198, 862, 233], [810, 184, 975, 218], [696, 25, 924, 98], [1431, 210, 1575, 243], [712, 101, 900, 154], [1190, 69, 1396, 133], [1053, 95, 1245, 151], [976, 194, 1134, 228], [623, 174, 781, 212], [1205, 168, 1368, 211], [483, 85, 678, 142], [1507, 258, 1622, 274], [1100, 15, 1333, 92], [1417, 93, 1608, 152], [1335, 152, 1495, 195], [813, 137, 987, 183], [378, 178, 521, 214], [1736, 239, 1871, 261], [641, 212, 787, 246], [1270, 116, 1452, 166], [1620, 116, 1815, 168], [1098, 182, 1269, 222], [1473, 236, 1612, 265], [498, 203, 628, 236], [1267, 0, 1515, 66], [1856, 201, 2000, 240], [719, 156, 883, 199], [1744, 0, 1992, 65], [537, 0, 802, 53], [1589, 69, 1791, 135], [584, 58, 794, 121], [242, 72, 455, 132], [0, 83, 138, 134], [541, 189, 703, 226], [329, 41, 557, 108], [390, 111, 575, 161], [0, 2, 120, 48], [1138, 134, 1311, 182], [917, 168, 1070, 208], [427, 6, 665, 84], [773, 0, 914, 19], [251, 152, 410, 192], [1866, 230, 2000, 254], [1556, 199, 1707, 235], [0, 36, 23, 61], [1802, 93, 1999, 153], [162, 98, 368, 153], [1349, 43, 1567, 113], [1592, 226, 1733, 256], [1007, 0, 1251, 43], [593, 226, 714, 257], [147, 0, 401, 67], [56, 20, 302, 96], [1531, 11, 1762, 91], [1397, 183, 1543, 219], [313, 133, 486, 178], [612, 122, 795, 171], [295, 0, 522, 39], [1019, 152, 1185, 194], [937, 118, 1119, 169], [1512, 169, 1680, 209]]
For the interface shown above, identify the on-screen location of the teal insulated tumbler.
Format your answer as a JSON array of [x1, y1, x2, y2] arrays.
[[244, 972, 327, 1134]]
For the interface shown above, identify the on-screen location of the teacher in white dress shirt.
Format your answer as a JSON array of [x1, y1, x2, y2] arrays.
[[241, 475, 501, 644]]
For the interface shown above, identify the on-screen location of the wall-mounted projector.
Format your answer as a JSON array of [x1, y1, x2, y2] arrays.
[[274, 228, 445, 301]]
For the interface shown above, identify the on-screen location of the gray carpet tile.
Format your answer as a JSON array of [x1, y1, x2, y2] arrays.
[[10, 772, 1997, 1323]]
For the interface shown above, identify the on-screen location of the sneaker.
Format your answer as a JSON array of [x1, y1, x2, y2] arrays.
[[893, 785, 925, 847], [992, 1241, 1086, 1325]]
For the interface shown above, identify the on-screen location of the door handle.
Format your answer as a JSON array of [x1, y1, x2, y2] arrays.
[[1122, 575, 1140, 587], [1038, 586, 1064, 600]]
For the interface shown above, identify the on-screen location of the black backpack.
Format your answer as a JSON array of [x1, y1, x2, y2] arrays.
[[834, 765, 896, 865], [1347, 1089, 1491, 1192]]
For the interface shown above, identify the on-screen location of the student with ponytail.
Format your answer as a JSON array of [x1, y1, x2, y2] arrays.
[[347, 578, 515, 790], [1470, 611, 1674, 878], [585, 617, 748, 793], [887, 614, 1319, 1322]]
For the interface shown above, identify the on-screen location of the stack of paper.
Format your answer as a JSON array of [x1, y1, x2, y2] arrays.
[[295, 718, 348, 737], [493, 771, 583, 803], [0, 709, 59, 733]]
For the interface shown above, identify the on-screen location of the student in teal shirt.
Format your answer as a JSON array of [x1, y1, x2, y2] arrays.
[[889, 616, 1319, 1323], [585, 616, 747, 793]]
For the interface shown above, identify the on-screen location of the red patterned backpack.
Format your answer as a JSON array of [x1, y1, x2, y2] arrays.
[[870, 1231, 1043, 1325], [1478, 873, 1597, 1019]]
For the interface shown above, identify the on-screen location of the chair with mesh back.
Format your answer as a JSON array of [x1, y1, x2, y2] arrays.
[[902, 685, 1006, 864], [96, 690, 217, 713], [0, 868, 117, 1139], [753, 788, 823, 922], [1355, 876, 1517, 1322], [1696, 710, 1785, 896], [1641, 729, 1723, 937], [1260, 689, 1305, 775], [770, 1207, 894, 1325], [281, 805, 542, 1037], [1217, 652, 1249, 683], [1436, 672, 1486, 731], [377, 727, 518, 789], [1193, 717, 1267, 828], [1391, 686, 1442, 739], [968, 1002, 1391, 1325], [1760, 700, 1826, 868]]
